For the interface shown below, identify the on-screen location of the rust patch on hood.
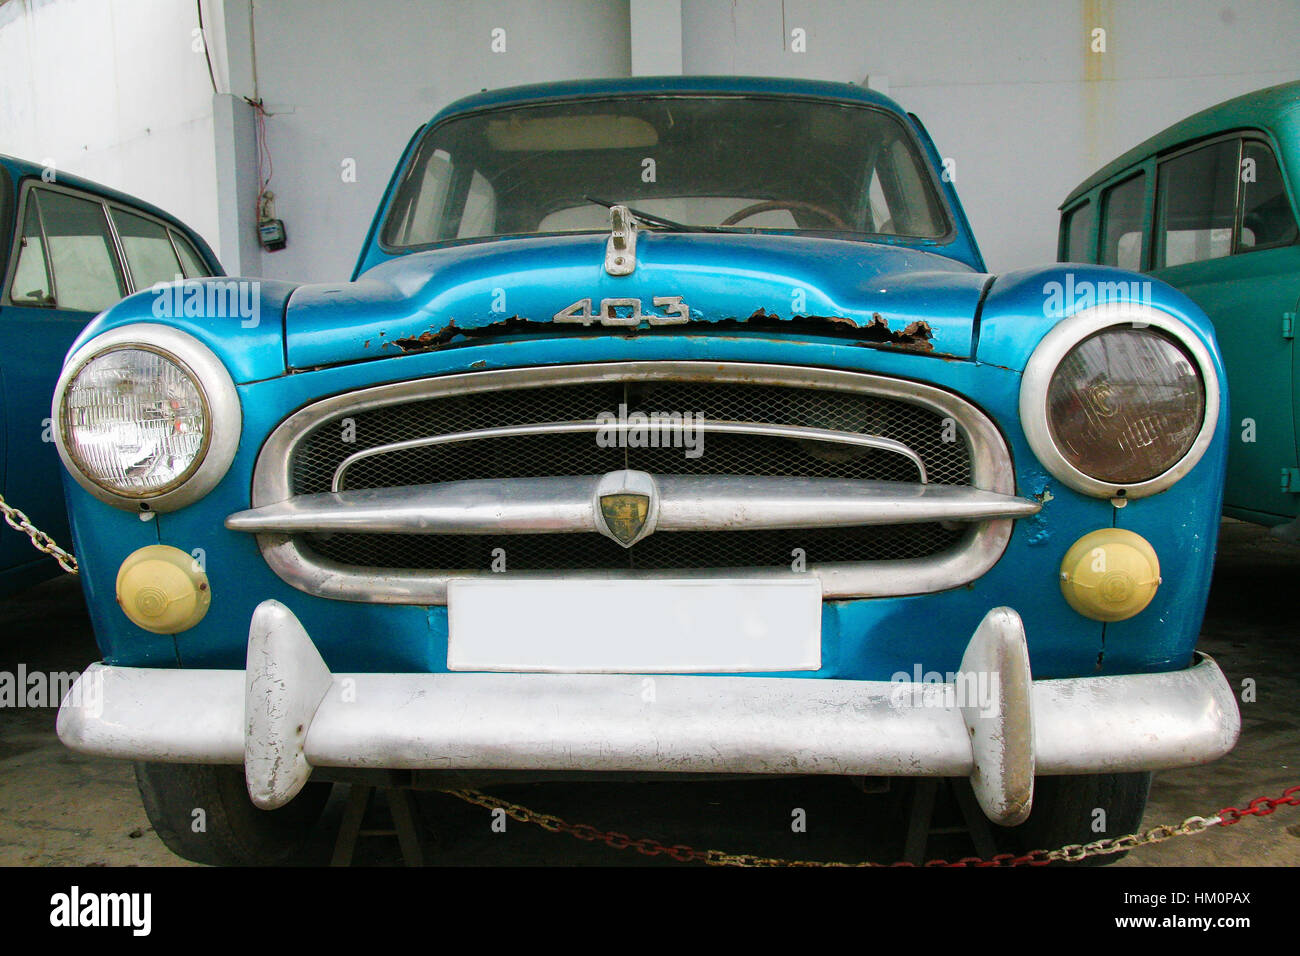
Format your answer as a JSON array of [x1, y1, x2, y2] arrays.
[[390, 325, 458, 351], [382, 309, 937, 355], [387, 316, 556, 352], [718, 309, 935, 352], [857, 314, 935, 352]]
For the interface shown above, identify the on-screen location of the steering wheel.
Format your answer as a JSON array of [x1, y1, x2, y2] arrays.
[[720, 200, 848, 230]]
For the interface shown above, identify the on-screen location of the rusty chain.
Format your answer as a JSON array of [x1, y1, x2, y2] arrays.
[[438, 783, 1300, 867], [0, 493, 78, 574]]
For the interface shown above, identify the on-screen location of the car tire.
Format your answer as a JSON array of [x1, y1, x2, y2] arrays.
[[996, 772, 1153, 866], [134, 761, 331, 866]]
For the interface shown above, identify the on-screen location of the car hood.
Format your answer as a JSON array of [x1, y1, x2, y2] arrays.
[[285, 232, 989, 369]]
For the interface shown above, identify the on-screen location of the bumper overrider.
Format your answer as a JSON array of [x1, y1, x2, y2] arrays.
[[57, 601, 1239, 825]]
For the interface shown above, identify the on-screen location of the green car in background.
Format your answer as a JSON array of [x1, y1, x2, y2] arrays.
[[1059, 81, 1300, 533]]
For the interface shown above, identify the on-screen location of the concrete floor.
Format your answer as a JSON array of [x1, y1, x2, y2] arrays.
[[0, 518, 1296, 867]]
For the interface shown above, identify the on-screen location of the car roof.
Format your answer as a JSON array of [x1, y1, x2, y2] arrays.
[[0, 153, 203, 234], [1060, 80, 1300, 208], [428, 75, 908, 125]]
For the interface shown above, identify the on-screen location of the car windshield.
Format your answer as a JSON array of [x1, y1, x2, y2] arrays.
[[381, 95, 951, 248]]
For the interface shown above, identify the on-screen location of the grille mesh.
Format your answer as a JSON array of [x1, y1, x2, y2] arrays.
[[287, 376, 975, 572], [305, 523, 968, 572], [292, 380, 971, 493]]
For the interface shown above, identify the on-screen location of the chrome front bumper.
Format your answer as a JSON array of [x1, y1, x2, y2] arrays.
[[57, 600, 1240, 825]]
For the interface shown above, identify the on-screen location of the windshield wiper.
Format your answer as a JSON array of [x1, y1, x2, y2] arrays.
[[583, 195, 728, 233]]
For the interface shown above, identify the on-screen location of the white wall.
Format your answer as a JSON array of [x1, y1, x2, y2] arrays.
[[2, 0, 1299, 280], [0, 0, 221, 249], [221, 0, 632, 280]]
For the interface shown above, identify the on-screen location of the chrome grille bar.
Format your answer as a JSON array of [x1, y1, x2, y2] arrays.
[[330, 420, 929, 492], [228, 475, 1038, 536]]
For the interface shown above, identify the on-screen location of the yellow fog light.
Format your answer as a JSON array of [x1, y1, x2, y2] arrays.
[[1059, 529, 1160, 622], [116, 545, 211, 634]]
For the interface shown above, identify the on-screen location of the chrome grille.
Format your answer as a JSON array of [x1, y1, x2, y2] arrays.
[[291, 378, 970, 570], [249, 362, 1017, 604], [291, 380, 972, 494]]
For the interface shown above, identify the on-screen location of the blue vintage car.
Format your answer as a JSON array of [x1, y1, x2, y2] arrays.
[[0, 155, 221, 594], [52, 77, 1239, 865]]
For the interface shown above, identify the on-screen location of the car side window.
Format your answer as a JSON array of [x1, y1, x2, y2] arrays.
[[1101, 173, 1145, 270], [31, 188, 126, 312], [1156, 139, 1238, 268], [111, 207, 185, 288], [168, 229, 213, 279], [1062, 200, 1094, 262], [5, 186, 213, 310], [10, 195, 55, 307], [1239, 140, 1298, 250]]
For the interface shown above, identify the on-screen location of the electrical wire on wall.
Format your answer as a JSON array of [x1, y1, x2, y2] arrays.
[[248, 96, 287, 249], [245, 4, 285, 250], [250, 96, 274, 227], [196, 0, 218, 94], [194, 1, 282, 250]]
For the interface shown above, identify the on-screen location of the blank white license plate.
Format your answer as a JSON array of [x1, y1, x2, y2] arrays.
[[447, 578, 822, 673]]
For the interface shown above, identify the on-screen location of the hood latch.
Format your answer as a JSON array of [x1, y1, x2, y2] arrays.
[[604, 204, 637, 276]]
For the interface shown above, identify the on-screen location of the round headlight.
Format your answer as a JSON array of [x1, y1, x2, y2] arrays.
[[1020, 304, 1219, 499], [61, 347, 209, 496], [54, 325, 241, 512], [1046, 328, 1204, 484]]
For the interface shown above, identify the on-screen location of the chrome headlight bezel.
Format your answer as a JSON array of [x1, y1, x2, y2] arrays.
[[1019, 303, 1220, 500], [53, 324, 241, 512]]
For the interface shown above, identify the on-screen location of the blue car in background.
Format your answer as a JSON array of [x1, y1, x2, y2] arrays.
[[51, 77, 1240, 865], [0, 155, 220, 593]]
